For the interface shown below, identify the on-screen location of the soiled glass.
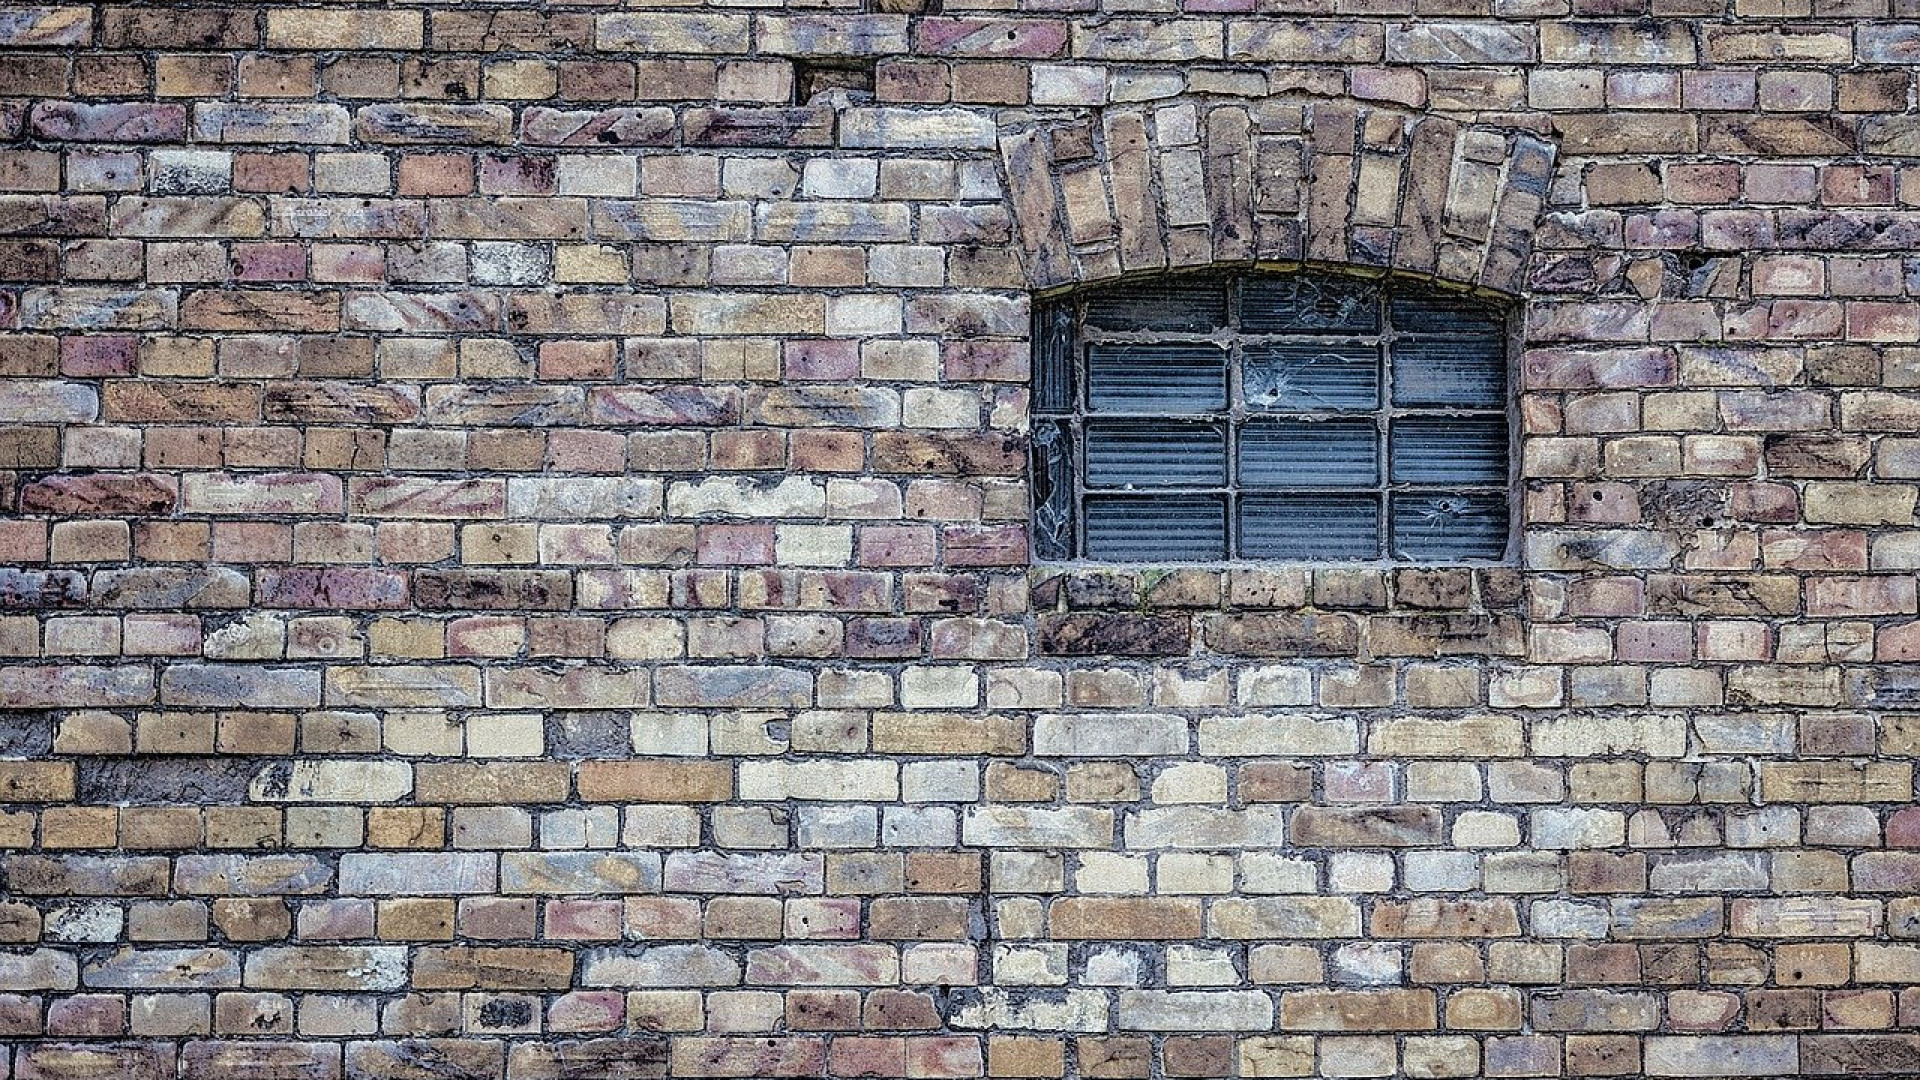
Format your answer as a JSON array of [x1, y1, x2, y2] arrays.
[[1085, 421, 1225, 488], [1242, 494, 1381, 560], [1392, 492, 1507, 561], [1390, 416, 1507, 485], [1087, 345, 1228, 414], [1241, 419, 1379, 488], [1243, 342, 1380, 411], [1084, 277, 1228, 332], [1085, 495, 1228, 560]]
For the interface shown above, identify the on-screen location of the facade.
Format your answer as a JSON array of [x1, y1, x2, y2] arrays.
[[2, 4, 1920, 1078]]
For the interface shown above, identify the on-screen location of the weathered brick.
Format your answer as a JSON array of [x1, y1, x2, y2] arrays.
[[325, 666, 481, 708], [81, 947, 240, 989], [15, 1044, 173, 1080], [687, 107, 838, 149], [1050, 898, 1201, 940], [1291, 806, 1443, 847], [522, 106, 675, 147], [1386, 22, 1534, 63], [507, 1039, 668, 1080], [415, 945, 573, 990], [668, 1037, 826, 1078], [596, 14, 748, 52], [1029, 613, 1182, 657], [0, 381, 99, 423], [416, 762, 571, 803], [339, 854, 495, 896], [963, 806, 1112, 848], [579, 762, 733, 804], [915, 18, 1067, 59], [485, 668, 647, 710], [1373, 900, 1521, 939], [350, 477, 506, 519], [160, 665, 321, 709], [654, 666, 811, 708], [0, 761, 73, 802], [31, 102, 185, 142], [0, 6, 90, 46], [0, 947, 78, 990], [264, 8, 421, 48], [1033, 714, 1186, 757], [1281, 989, 1436, 1031], [5, 855, 169, 896], [500, 852, 661, 895], [173, 854, 331, 896], [0, 665, 154, 708], [1117, 991, 1273, 1032], [1203, 613, 1359, 657], [178, 1042, 342, 1080], [1208, 897, 1361, 939], [344, 1041, 505, 1079], [356, 104, 513, 145], [1643, 1036, 1796, 1077]]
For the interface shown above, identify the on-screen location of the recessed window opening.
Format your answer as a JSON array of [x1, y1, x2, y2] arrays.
[[1031, 269, 1514, 565], [793, 58, 877, 103]]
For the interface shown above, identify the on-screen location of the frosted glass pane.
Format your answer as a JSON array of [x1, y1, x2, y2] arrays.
[[1088, 345, 1228, 413], [1393, 492, 1507, 561], [1241, 495, 1380, 560], [1390, 417, 1507, 484], [1392, 336, 1505, 408], [1390, 292, 1503, 337], [1085, 421, 1225, 488], [1240, 275, 1379, 333], [1084, 277, 1228, 332], [1241, 419, 1378, 488], [1244, 342, 1379, 411], [1086, 495, 1227, 560]]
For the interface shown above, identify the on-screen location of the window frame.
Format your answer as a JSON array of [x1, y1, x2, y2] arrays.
[[1030, 267, 1522, 567]]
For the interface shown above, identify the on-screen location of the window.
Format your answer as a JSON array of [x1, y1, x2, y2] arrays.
[[1031, 270, 1513, 564]]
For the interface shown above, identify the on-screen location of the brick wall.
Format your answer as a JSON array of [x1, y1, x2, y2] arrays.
[[3, 4, 1920, 1078]]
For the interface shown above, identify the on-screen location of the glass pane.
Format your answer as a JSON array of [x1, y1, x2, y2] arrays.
[[1085, 421, 1225, 488], [1393, 336, 1505, 408], [1390, 416, 1508, 484], [1241, 494, 1380, 560], [1390, 292, 1504, 337], [1087, 344, 1227, 413], [1240, 419, 1378, 488], [1086, 495, 1227, 561], [1031, 420, 1073, 560], [1084, 276, 1228, 332], [1244, 342, 1379, 411], [1240, 275, 1379, 334], [1393, 492, 1507, 561], [1033, 300, 1075, 413]]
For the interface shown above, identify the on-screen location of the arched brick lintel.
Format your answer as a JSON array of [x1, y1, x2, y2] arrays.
[[999, 96, 1558, 298]]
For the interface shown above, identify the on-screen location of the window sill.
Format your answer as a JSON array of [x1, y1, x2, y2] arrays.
[[1030, 564, 1524, 660]]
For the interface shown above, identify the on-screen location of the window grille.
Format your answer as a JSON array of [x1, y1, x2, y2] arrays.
[[1031, 270, 1514, 564]]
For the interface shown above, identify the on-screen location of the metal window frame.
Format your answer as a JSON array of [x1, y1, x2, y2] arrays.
[[1031, 268, 1519, 566]]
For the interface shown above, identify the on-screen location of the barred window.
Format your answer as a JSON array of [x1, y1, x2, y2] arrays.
[[1030, 270, 1514, 564]]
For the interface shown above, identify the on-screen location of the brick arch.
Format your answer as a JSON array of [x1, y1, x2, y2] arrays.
[[998, 95, 1558, 297]]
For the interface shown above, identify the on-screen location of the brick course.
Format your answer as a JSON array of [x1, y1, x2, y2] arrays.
[[2, 4, 1920, 1078]]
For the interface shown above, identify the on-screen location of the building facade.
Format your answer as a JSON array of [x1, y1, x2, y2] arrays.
[[2, 4, 1920, 1077]]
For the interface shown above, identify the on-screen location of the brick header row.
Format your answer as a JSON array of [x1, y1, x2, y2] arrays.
[[999, 95, 1557, 296]]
